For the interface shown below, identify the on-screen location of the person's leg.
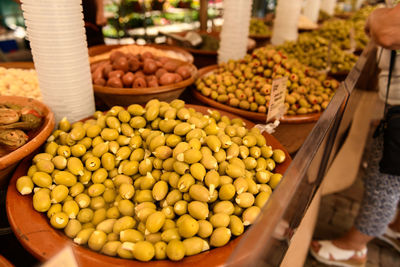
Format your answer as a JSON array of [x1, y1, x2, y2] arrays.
[[310, 134, 400, 265]]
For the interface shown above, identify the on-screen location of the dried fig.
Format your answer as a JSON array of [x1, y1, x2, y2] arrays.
[[141, 51, 154, 60], [112, 57, 129, 72], [110, 51, 125, 62], [176, 65, 191, 79], [147, 80, 159, 88], [94, 78, 106, 86], [174, 73, 183, 83], [107, 77, 123, 88], [159, 72, 176, 85], [128, 58, 141, 72], [122, 72, 135, 87], [155, 68, 168, 79], [164, 61, 178, 72], [103, 63, 113, 78], [132, 77, 147, 88], [143, 59, 158, 74], [108, 70, 124, 79]]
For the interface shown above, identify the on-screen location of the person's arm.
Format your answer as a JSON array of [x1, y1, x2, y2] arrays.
[[365, 4, 400, 49], [95, 0, 107, 26]]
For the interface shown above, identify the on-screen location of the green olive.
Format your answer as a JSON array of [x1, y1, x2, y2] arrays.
[[33, 189, 51, 212], [269, 173, 283, 189], [120, 229, 144, 243], [146, 211, 166, 234], [242, 206, 261, 226], [154, 241, 167, 260], [50, 184, 69, 203], [187, 201, 209, 220], [50, 211, 69, 229], [229, 215, 244, 236], [16, 176, 34, 195], [47, 203, 61, 219], [32, 171, 52, 188], [132, 241, 155, 261], [210, 227, 231, 247], [77, 208, 94, 223], [88, 230, 107, 251], [166, 240, 185, 261], [96, 218, 117, 234], [64, 219, 82, 238], [183, 237, 209, 256], [101, 241, 122, 256], [113, 216, 136, 234]]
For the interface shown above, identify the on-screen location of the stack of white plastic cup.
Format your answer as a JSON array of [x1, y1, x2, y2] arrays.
[[271, 0, 302, 45], [218, 0, 252, 63], [21, 0, 95, 123]]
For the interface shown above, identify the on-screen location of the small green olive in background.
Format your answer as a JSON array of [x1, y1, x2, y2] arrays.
[[88, 230, 107, 251]]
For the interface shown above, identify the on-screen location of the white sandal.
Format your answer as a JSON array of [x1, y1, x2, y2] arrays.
[[310, 240, 367, 267], [377, 227, 400, 253]]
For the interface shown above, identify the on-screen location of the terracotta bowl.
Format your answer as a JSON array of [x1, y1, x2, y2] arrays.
[[88, 44, 194, 64], [192, 65, 321, 124], [7, 104, 291, 267], [92, 59, 198, 108], [0, 96, 55, 187], [0, 255, 13, 267]]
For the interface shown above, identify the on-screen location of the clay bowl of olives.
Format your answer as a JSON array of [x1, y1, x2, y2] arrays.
[[6, 104, 291, 267], [0, 96, 55, 187], [192, 65, 322, 125], [91, 51, 198, 108]]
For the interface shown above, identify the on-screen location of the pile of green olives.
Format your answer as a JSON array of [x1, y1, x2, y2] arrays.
[[249, 18, 272, 36], [276, 33, 358, 74], [16, 99, 287, 261], [195, 48, 339, 115]]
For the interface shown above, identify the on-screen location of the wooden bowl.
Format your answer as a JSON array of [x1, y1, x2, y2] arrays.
[[192, 65, 321, 124], [0, 96, 55, 187], [92, 59, 198, 108], [88, 44, 194, 64], [6, 104, 291, 267]]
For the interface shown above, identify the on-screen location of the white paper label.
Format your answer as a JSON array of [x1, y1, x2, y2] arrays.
[[267, 76, 288, 122], [42, 246, 78, 267]]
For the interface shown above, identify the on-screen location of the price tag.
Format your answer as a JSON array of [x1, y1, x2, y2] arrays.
[[42, 246, 78, 267], [267, 76, 288, 123]]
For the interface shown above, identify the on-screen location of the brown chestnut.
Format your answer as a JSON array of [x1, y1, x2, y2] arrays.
[[113, 57, 129, 72], [176, 65, 191, 79], [148, 80, 159, 88], [107, 77, 123, 88], [103, 63, 113, 78], [94, 78, 106, 86], [92, 69, 103, 81], [155, 68, 168, 79], [164, 61, 178, 72], [110, 51, 126, 62], [132, 77, 147, 88], [122, 72, 135, 87], [141, 51, 154, 60], [174, 73, 183, 83], [143, 59, 158, 75], [108, 70, 124, 79], [159, 72, 176, 86], [128, 58, 141, 72], [158, 57, 170, 64], [146, 75, 157, 83]]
